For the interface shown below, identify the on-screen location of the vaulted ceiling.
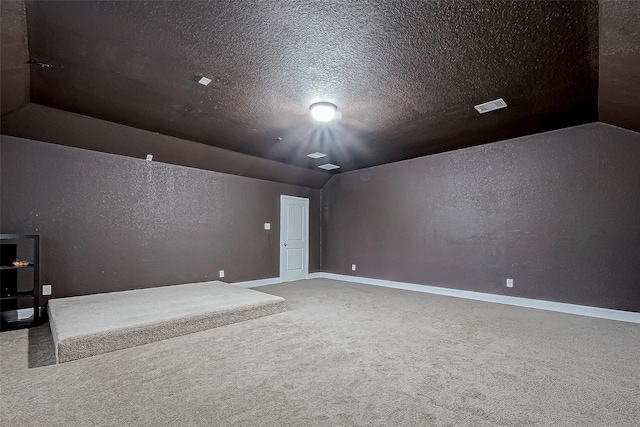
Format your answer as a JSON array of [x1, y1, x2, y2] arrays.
[[1, 1, 639, 188]]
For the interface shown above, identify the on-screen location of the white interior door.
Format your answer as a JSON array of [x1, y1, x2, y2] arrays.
[[280, 195, 309, 281]]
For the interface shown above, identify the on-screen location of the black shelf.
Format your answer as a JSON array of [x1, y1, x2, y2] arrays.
[[0, 316, 36, 331], [0, 264, 34, 270], [1, 234, 40, 330], [0, 291, 34, 300], [0, 234, 39, 239]]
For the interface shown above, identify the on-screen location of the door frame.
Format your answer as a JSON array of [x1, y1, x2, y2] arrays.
[[279, 195, 310, 281]]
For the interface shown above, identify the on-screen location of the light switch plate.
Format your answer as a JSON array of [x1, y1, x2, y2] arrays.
[[42, 284, 52, 296], [264, 223, 271, 230], [219, 270, 225, 278]]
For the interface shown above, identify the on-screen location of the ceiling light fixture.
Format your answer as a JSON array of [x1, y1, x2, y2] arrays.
[[198, 76, 212, 86], [310, 102, 338, 122], [318, 163, 340, 170], [307, 152, 327, 159]]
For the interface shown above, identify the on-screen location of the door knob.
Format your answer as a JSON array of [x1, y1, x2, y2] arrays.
[[284, 243, 287, 246]]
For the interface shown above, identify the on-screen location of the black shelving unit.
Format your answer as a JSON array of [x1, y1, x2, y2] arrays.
[[0, 234, 40, 330]]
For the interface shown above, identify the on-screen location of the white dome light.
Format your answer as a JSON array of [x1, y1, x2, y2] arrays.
[[310, 102, 337, 122]]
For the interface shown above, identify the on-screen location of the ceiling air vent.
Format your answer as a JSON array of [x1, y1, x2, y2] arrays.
[[474, 98, 507, 114], [318, 163, 340, 170], [307, 152, 326, 159]]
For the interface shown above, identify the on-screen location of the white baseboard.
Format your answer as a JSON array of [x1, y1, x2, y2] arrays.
[[231, 272, 639, 324], [308, 272, 640, 324], [233, 272, 329, 288], [231, 277, 284, 288]]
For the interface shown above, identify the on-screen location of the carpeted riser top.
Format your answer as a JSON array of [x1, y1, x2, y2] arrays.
[[48, 281, 286, 362]]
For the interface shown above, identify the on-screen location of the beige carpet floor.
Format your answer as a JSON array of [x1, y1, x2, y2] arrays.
[[1, 279, 639, 426]]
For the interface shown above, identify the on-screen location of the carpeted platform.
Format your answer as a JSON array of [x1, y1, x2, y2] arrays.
[[47, 281, 286, 363]]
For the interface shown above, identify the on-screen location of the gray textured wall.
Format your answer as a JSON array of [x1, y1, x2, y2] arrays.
[[1, 136, 320, 300], [322, 123, 640, 312]]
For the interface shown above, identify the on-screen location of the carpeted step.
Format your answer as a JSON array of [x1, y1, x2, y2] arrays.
[[47, 281, 286, 363]]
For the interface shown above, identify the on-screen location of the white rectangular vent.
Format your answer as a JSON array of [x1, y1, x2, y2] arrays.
[[318, 163, 340, 170], [474, 98, 507, 114], [307, 152, 327, 159]]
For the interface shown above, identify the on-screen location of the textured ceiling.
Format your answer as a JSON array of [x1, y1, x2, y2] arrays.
[[599, 1, 640, 133], [0, 0, 29, 115], [18, 0, 602, 175]]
